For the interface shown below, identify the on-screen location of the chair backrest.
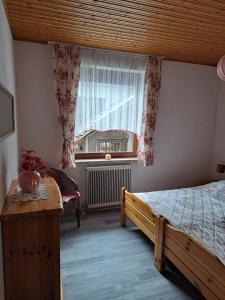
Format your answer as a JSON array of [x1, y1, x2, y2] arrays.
[[48, 168, 64, 191], [49, 168, 79, 193]]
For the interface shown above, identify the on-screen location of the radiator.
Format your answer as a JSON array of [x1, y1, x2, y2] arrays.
[[86, 165, 131, 209]]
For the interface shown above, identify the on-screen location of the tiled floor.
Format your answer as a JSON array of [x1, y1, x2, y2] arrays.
[[60, 209, 204, 300]]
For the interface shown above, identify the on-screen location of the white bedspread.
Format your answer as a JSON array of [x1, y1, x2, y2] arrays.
[[134, 180, 225, 265]]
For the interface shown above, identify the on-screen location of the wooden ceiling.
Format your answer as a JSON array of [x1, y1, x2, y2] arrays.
[[4, 0, 225, 65]]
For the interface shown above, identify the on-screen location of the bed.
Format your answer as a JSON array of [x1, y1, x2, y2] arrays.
[[120, 181, 225, 299]]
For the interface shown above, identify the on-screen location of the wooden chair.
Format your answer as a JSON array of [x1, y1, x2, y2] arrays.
[[49, 168, 81, 228]]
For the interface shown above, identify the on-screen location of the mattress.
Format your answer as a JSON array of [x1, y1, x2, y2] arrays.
[[134, 180, 225, 265]]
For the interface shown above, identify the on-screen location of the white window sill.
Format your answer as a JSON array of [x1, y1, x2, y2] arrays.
[[75, 157, 138, 164]]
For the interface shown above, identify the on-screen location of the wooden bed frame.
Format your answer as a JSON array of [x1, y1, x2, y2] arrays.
[[120, 188, 225, 300]]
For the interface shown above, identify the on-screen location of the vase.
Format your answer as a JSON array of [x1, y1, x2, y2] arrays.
[[18, 170, 41, 193]]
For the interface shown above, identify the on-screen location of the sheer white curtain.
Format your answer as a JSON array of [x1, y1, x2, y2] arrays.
[[75, 48, 147, 136]]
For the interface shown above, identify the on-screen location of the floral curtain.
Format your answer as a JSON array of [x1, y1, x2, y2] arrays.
[[51, 43, 81, 169], [138, 56, 161, 166]]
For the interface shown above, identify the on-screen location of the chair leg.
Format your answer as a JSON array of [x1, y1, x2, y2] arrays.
[[76, 207, 80, 228]]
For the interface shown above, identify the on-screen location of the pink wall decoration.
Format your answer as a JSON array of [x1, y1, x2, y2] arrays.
[[217, 55, 225, 81]]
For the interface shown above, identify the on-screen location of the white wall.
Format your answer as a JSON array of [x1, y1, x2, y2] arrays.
[[0, 1, 18, 299], [14, 41, 220, 207], [212, 81, 225, 179], [15, 42, 62, 166], [133, 61, 219, 192]]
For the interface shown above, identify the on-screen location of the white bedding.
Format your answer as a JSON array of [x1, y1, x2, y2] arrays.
[[134, 180, 225, 265]]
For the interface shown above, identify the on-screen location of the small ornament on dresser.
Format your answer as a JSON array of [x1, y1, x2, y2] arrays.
[[18, 149, 47, 193]]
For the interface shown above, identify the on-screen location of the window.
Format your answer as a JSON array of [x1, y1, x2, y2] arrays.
[[75, 48, 147, 159], [75, 130, 138, 158]]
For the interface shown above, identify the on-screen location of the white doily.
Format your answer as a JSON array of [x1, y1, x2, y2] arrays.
[[13, 184, 48, 201]]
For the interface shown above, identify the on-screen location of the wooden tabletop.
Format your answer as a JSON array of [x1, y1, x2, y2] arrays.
[[1, 177, 63, 221]]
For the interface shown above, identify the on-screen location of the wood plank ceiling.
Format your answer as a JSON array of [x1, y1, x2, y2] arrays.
[[4, 0, 225, 65]]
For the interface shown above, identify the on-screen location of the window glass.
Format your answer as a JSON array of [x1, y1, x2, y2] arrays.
[[75, 130, 136, 153], [75, 48, 146, 156]]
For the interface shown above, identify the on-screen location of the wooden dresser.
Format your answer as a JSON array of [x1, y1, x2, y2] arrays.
[[0, 177, 63, 300]]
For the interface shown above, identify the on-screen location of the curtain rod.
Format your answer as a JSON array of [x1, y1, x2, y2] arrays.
[[48, 41, 164, 59]]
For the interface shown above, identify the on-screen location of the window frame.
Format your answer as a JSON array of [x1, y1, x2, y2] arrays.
[[75, 134, 138, 160]]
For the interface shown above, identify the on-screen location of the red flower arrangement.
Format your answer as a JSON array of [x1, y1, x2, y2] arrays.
[[20, 149, 48, 176]]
